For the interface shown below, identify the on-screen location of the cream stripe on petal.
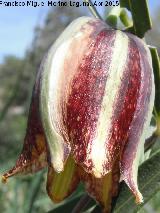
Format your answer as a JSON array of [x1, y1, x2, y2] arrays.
[[41, 40, 73, 172], [90, 30, 129, 178]]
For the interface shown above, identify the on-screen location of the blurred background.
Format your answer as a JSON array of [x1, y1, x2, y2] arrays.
[[0, 1, 160, 212]]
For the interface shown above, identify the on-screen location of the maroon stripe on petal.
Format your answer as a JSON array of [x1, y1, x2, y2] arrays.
[[66, 30, 116, 171], [102, 38, 142, 174], [120, 35, 153, 199]]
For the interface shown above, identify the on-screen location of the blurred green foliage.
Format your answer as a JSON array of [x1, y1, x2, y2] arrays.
[[0, 2, 160, 213]]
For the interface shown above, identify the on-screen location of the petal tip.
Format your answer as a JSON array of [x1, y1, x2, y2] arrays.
[[120, 171, 143, 205], [2, 175, 7, 184], [135, 191, 143, 204], [1, 167, 17, 182]]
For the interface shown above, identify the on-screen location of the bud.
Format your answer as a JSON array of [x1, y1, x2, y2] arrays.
[[2, 17, 155, 211]]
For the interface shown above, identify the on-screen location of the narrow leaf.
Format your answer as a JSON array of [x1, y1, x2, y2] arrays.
[[113, 149, 160, 213], [120, 0, 130, 10], [47, 183, 85, 213], [91, 205, 102, 213], [120, 0, 152, 37], [47, 195, 83, 213], [83, 0, 103, 20]]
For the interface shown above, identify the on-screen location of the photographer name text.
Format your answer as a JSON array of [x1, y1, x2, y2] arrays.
[[0, 0, 119, 7]]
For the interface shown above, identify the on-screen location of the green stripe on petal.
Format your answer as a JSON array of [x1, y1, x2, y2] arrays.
[[47, 156, 79, 202]]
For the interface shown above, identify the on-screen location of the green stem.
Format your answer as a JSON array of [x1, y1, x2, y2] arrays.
[[84, 0, 103, 20]]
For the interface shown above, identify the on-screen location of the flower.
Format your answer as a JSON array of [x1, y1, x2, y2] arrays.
[[2, 17, 155, 212]]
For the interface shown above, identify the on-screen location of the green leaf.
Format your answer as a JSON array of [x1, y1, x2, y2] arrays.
[[91, 205, 102, 213], [47, 194, 83, 213], [113, 149, 160, 213], [120, 0, 152, 38], [47, 183, 85, 213], [120, 0, 130, 10], [83, 0, 103, 20]]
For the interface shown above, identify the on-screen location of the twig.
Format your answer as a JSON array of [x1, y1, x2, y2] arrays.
[[71, 193, 92, 213], [84, 0, 103, 20]]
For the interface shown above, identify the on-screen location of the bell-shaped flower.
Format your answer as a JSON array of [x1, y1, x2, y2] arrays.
[[2, 17, 155, 212]]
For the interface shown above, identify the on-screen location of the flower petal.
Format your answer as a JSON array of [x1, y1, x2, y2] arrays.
[[39, 17, 108, 172], [120, 34, 155, 203], [78, 161, 120, 213], [2, 68, 47, 181]]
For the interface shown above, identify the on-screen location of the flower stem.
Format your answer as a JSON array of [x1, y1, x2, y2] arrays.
[[71, 193, 92, 213], [84, 0, 103, 20]]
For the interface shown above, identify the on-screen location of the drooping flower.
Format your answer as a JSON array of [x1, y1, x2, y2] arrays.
[[2, 17, 155, 212]]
